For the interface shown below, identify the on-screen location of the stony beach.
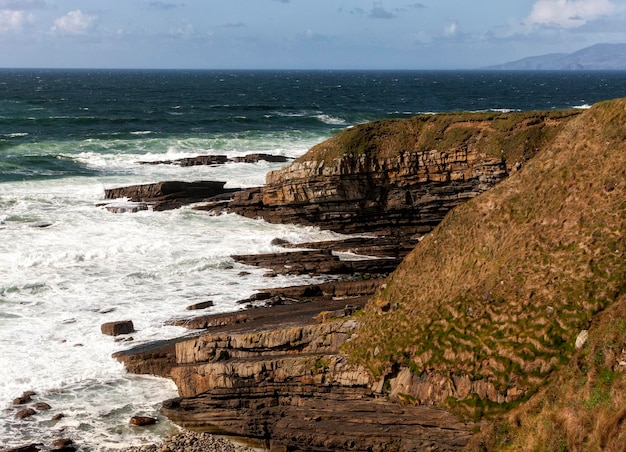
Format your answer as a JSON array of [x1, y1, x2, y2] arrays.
[[119, 431, 258, 452]]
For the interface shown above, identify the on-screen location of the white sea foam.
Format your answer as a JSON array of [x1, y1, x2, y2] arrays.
[[0, 133, 340, 449], [572, 103, 592, 109], [1, 132, 29, 138], [316, 114, 347, 125]]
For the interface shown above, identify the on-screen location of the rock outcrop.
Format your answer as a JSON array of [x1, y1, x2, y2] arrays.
[[224, 149, 507, 237], [116, 284, 476, 450], [103, 180, 236, 211], [135, 316, 475, 450], [137, 153, 289, 166], [219, 111, 577, 237]]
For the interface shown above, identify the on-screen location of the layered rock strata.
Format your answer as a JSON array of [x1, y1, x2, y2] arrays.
[[103, 180, 236, 211], [115, 284, 475, 450], [127, 316, 474, 451], [224, 149, 507, 236]]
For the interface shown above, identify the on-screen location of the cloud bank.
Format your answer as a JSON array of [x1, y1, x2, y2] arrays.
[[528, 0, 615, 28]]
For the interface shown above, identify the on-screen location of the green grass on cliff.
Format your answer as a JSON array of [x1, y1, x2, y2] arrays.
[[344, 98, 626, 419], [298, 110, 580, 169], [465, 297, 626, 451]]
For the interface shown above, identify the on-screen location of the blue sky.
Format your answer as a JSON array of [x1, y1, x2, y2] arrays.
[[1, 0, 625, 69]]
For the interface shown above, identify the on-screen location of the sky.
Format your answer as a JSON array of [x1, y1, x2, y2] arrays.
[[1, 0, 626, 69]]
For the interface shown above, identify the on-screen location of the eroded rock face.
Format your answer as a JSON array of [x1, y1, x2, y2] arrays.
[[158, 319, 475, 451], [116, 291, 476, 450], [226, 149, 508, 236]]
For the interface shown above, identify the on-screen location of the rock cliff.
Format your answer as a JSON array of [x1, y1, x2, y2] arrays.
[[224, 110, 577, 237]]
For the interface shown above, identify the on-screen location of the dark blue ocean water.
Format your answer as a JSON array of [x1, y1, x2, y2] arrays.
[[2, 69, 626, 182]]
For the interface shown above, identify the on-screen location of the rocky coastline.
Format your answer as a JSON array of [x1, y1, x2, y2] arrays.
[[102, 110, 581, 451]]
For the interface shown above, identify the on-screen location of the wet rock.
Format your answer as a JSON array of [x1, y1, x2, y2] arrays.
[[101, 320, 135, 336], [232, 248, 401, 276], [129, 415, 158, 426], [138, 155, 229, 166], [33, 402, 51, 411], [13, 392, 34, 405], [186, 301, 214, 310], [50, 438, 75, 451], [29, 222, 53, 228], [51, 413, 65, 420], [15, 408, 36, 419], [104, 180, 237, 211], [103, 202, 150, 214], [232, 153, 289, 163], [138, 153, 288, 167]]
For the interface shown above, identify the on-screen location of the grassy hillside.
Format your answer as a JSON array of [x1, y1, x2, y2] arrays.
[[466, 296, 626, 451], [345, 98, 626, 424], [298, 110, 580, 169]]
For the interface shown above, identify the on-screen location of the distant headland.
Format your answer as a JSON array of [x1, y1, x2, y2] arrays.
[[483, 43, 626, 70]]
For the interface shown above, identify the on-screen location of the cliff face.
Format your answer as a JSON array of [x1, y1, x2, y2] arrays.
[[158, 319, 475, 451], [345, 98, 626, 424], [227, 111, 577, 236]]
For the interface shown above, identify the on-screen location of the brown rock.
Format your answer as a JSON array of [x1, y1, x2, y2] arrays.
[[13, 395, 33, 405], [104, 180, 237, 211], [51, 438, 74, 448], [186, 301, 214, 310], [101, 320, 135, 336], [15, 408, 36, 419], [233, 153, 289, 163], [129, 415, 157, 426], [33, 402, 51, 411]]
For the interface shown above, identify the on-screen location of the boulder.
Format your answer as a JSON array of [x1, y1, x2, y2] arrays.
[[15, 408, 36, 419], [13, 394, 33, 405], [33, 402, 51, 411], [50, 438, 75, 451], [101, 320, 135, 336], [186, 301, 214, 310], [129, 416, 157, 426]]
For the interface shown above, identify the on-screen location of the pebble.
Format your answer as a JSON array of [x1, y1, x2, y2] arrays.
[[119, 431, 257, 452]]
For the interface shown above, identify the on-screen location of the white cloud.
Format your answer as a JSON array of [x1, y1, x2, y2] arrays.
[[51, 10, 95, 35], [0, 9, 33, 33], [528, 0, 615, 28], [444, 20, 458, 37]]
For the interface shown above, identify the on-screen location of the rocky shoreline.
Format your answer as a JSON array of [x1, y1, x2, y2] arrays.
[[103, 111, 578, 450]]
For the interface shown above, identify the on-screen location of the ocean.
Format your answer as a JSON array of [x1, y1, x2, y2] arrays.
[[1, 69, 626, 450]]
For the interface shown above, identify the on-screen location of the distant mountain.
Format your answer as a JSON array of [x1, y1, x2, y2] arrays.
[[484, 43, 626, 70]]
